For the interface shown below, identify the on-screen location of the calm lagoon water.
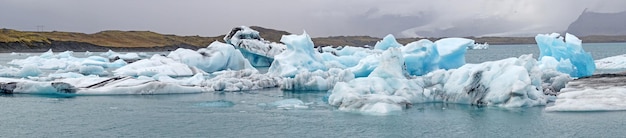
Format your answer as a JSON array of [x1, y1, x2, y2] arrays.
[[1, 43, 626, 137]]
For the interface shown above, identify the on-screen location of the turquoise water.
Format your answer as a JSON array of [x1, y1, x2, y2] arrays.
[[1, 43, 626, 137]]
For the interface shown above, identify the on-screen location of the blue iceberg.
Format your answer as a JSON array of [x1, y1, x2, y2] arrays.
[[535, 33, 595, 77]]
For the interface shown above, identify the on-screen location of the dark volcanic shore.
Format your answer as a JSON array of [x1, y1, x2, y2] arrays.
[[2, 26, 626, 53], [0, 41, 202, 53]]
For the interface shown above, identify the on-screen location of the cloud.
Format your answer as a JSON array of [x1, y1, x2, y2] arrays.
[[1, 0, 625, 37]]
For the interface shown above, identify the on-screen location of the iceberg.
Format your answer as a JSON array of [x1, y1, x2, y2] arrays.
[[0, 26, 607, 116], [224, 26, 287, 67], [328, 48, 419, 115], [78, 65, 108, 76], [267, 32, 327, 77], [435, 38, 473, 69], [535, 33, 595, 77], [373, 34, 403, 50], [401, 39, 440, 76], [421, 55, 569, 107], [347, 36, 467, 77], [168, 41, 256, 73], [0, 65, 42, 78], [330, 51, 571, 114], [114, 55, 205, 77], [9, 49, 127, 73]]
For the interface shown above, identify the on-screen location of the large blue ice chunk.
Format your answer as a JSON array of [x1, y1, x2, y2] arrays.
[[535, 33, 595, 77], [347, 37, 469, 77], [374, 34, 402, 50], [267, 31, 327, 77], [401, 39, 440, 76], [434, 38, 473, 69]]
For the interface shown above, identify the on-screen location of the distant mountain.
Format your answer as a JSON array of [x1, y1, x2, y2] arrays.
[[2, 26, 626, 52], [566, 10, 626, 36], [249, 26, 291, 43]]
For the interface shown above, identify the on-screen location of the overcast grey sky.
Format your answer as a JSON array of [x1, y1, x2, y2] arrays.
[[2, 0, 625, 37]]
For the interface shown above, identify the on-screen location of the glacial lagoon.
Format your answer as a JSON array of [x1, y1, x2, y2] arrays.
[[1, 43, 626, 137]]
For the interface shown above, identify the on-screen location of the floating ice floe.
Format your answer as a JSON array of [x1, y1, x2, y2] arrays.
[[0, 65, 42, 78], [100, 49, 141, 62], [595, 54, 626, 73], [8, 50, 128, 76], [546, 73, 626, 111], [269, 99, 308, 109], [114, 54, 205, 77], [0, 76, 202, 95], [195, 100, 236, 108], [468, 42, 489, 50]]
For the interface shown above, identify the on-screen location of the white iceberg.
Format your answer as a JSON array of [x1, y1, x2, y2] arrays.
[[281, 68, 354, 91], [167, 41, 256, 73], [328, 48, 420, 115], [330, 49, 571, 114], [9, 50, 127, 74], [468, 42, 489, 50], [421, 55, 569, 107], [114, 55, 205, 77], [0, 65, 42, 78], [100, 50, 141, 62]]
